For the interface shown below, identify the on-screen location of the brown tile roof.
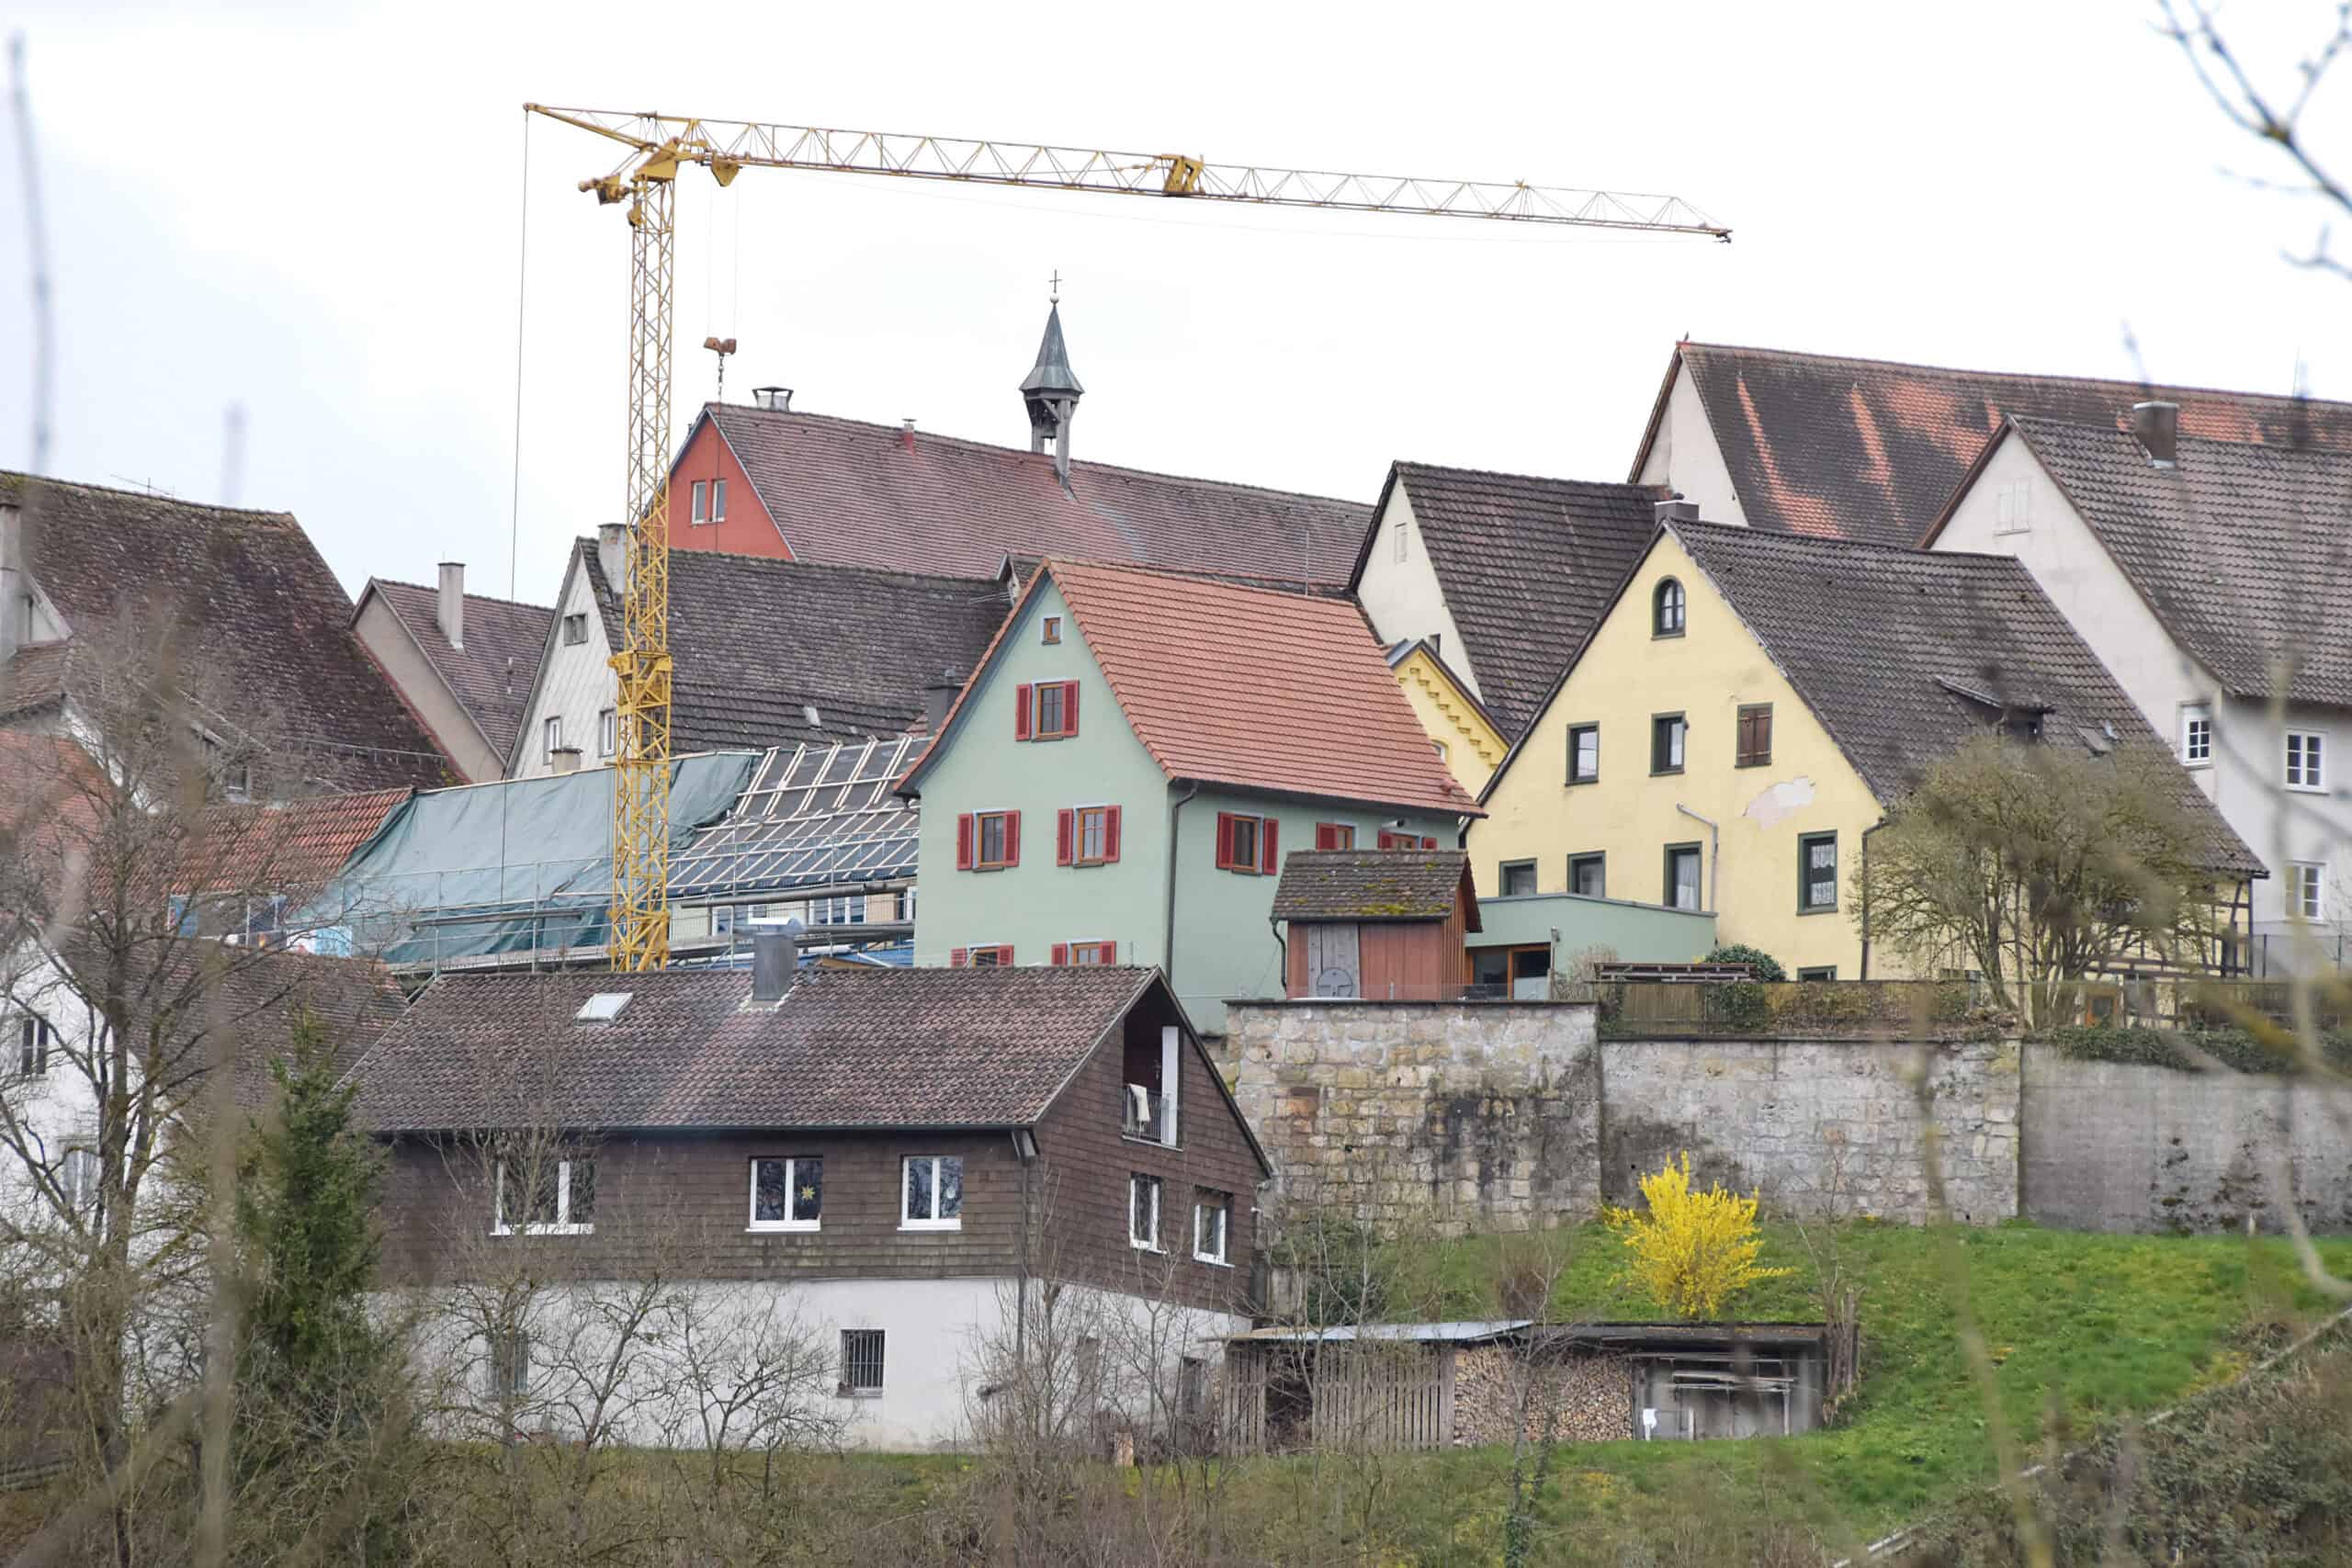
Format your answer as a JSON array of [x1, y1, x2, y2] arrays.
[[366, 581, 552, 757], [0, 640, 71, 719], [2, 475, 453, 790], [1645, 342, 2352, 548], [345, 964, 1187, 1136], [703, 402, 1368, 588], [1967, 419, 2352, 710], [1662, 521, 2261, 874], [1035, 558, 1480, 817], [1271, 849, 1478, 926], [185, 787, 413, 893], [1357, 463, 1666, 738]]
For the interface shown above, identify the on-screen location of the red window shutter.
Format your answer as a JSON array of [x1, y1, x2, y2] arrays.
[[1102, 805, 1122, 863], [1057, 808, 1075, 867], [1215, 812, 1235, 870], [1051, 942, 1069, 966], [1261, 817, 1280, 875], [1422, 836, 1439, 851], [1102, 941, 1116, 964], [995, 944, 1014, 964], [1063, 681, 1079, 736], [1013, 683, 1033, 740], [1314, 822, 1336, 851], [956, 814, 975, 871], [1005, 810, 1022, 865], [950, 947, 968, 967]]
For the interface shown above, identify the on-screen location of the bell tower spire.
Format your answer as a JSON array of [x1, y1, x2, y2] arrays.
[[1019, 278, 1083, 483]]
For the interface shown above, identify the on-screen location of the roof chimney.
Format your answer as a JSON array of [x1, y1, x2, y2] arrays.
[[2132, 401, 2179, 468], [1020, 300, 1083, 485], [436, 561, 465, 649], [751, 922, 798, 1003], [752, 386, 793, 412], [923, 671, 965, 734], [900, 417, 918, 454], [1654, 498, 1700, 525], [596, 523, 628, 593], [549, 746, 582, 774]]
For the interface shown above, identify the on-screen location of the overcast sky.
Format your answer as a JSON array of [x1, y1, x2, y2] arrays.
[[1, 1, 2343, 606]]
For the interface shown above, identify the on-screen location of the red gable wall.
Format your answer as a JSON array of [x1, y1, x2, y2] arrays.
[[667, 419, 789, 559]]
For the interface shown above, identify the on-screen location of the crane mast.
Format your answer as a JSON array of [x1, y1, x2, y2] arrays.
[[525, 103, 1728, 971]]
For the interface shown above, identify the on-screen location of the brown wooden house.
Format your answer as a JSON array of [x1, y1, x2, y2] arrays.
[[1273, 850, 1480, 1001], [345, 935, 1272, 1450]]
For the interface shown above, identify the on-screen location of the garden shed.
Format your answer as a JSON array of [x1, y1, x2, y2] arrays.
[[1273, 850, 1480, 1000]]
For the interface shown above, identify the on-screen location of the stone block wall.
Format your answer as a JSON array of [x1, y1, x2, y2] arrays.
[[1227, 1001, 1600, 1236], [2022, 1053, 2352, 1234], [1600, 1039, 2021, 1224]]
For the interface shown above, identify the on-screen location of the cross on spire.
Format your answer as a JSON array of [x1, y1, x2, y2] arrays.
[[1048, 269, 1061, 304]]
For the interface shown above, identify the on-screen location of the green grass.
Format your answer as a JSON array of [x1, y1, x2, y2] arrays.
[[1398, 1221, 2352, 1540]]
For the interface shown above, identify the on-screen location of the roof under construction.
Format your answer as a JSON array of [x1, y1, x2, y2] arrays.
[[671, 737, 921, 898]]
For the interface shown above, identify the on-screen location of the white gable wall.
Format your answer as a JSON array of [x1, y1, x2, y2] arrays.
[[1936, 436, 2352, 966], [1353, 483, 1483, 699], [1634, 367, 1747, 526], [510, 558, 618, 781]]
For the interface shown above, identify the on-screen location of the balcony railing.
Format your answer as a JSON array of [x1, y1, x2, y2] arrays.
[[1122, 1084, 1176, 1145]]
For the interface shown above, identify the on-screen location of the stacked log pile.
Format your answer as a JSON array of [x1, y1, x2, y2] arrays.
[[1450, 1347, 1631, 1444]]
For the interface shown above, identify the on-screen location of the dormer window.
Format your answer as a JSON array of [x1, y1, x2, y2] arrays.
[[1652, 579, 1686, 637]]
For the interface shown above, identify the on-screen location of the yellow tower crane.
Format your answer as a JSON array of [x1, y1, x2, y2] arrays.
[[522, 104, 1730, 971]]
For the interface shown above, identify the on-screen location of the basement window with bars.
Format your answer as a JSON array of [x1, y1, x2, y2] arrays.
[[839, 1329, 885, 1396]]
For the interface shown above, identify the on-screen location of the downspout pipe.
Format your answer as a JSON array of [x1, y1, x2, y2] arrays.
[[1164, 781, 1203, 996], [1675, 803, 1720, 914], [1859, 818, 1890, 980]]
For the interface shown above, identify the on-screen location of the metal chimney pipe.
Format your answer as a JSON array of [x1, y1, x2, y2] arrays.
[[436, 561, 465, 649], [923, 672, 964, 734], [752, 924, 797, 1003], [2132, 401, 2180, 468]]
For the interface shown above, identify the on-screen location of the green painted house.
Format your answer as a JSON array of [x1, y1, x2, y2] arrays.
[[899, 558, 1481, 1032]]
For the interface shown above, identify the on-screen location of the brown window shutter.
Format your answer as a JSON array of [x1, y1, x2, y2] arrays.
[[1103, 805, 1121, 862], [1215, 812, 1235, 869], [956, 814, 974, 871], [1057, 809, 1075, 866], [1102, 941, 1117, 964], [1260, 817, 1279, 875], [950, 947, 968, 967], [1014, 683, 1033, 740], [1064, 681, 1079, 736], [1051, 942, 1069, 966], [1005, 810, 1022, 865]]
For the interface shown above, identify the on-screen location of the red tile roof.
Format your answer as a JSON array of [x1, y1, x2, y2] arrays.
[[1044, 559, 1480, 817], [186, 788, 413, 892], [1637, 342, 2352, 547], [703, 403, 1369, 588]]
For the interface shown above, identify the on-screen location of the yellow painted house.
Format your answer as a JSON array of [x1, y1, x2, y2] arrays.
[[1386, 637, 1508, 798], [1469, 515, 2254, 980]]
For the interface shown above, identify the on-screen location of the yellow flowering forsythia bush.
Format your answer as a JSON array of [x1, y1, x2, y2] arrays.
[[1603, 1152, 1792, 1319]]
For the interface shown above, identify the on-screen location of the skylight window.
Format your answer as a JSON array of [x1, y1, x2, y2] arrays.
[[577, 992, 633, 1022]]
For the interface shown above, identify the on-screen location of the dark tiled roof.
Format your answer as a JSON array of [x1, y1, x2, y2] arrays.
[[1668, 522, 2260, 873], [666, 551, 1011, 750], [0, 640, 71, 718], [1996, 419, 2352, 710], [346, 964, 1162, 1134], [1374, 463, 1665, 738], [704, 403, 1368, 588], [1272, 850, 1475, 923], [2, 475, 451, 790], [367, 581, 553, 757], [1655, 343, 2352, 547], [1023, 559, 1480, 817]]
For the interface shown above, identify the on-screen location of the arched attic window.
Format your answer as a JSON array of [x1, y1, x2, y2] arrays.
[[1652, 578, 1687, 637]]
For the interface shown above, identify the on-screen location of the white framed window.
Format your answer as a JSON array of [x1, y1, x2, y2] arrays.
[[839, 1329, 885, 1396], [895, 886, 916, 921], [488, 1329, 530, 1401], [901, 1155, 962, 1230], [1392, 515, 1408, 563], [2286, 730, 2327, 792], [598, 708, 617, 758], [2289, 862, 2326, 921], [1993, 478, 2032, 536], [14, 1013, 51, 1077], [1193, 1191, 1230, 1266], [1129, 1173, 1162, 1251], [808, 894, 866, 926], [690, 479, 708, 525], [710, 478, 727, 523], [2181, 705, 2212, 767], [62, 1147, 100, 1212], [748, 1156, 822, 1231], [544, 716, 563, 756], [493, 1157, 595, 1235]]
